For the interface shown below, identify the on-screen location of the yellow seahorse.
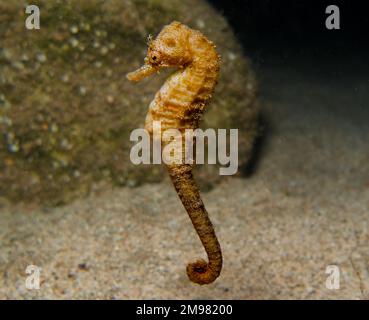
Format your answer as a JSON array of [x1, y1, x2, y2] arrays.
[[127, 21, 222, 285]]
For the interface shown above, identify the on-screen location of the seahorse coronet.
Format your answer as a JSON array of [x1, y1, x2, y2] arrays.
[[127, 21, 222, 285]]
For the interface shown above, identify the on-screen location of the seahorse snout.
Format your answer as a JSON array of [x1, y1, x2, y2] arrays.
[[126, 63, 158, 82]]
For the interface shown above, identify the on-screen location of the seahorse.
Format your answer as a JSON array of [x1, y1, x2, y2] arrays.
[[127, 21, 222, 285]]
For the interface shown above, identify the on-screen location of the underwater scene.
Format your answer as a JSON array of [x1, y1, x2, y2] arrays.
[[0, 0, 368, 300]]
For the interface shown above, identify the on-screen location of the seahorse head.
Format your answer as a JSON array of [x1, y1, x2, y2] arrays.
[[127, 21, 192, 82], [147, 21, 192, 67]]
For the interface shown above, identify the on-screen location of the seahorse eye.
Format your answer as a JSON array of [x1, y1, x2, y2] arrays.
[[149, 54, 159, 65]]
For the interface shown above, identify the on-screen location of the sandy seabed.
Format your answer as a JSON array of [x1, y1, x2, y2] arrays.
[[0, 63, 368, 299]]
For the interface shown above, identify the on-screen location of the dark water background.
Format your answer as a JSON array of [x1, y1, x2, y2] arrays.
[[209, 0, 369, 175], [209, 0, 369, 70]]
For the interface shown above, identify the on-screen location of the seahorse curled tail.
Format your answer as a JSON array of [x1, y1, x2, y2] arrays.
[[167, 163, 222, 284]]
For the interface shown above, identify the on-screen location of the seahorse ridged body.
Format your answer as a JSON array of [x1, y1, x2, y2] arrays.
[[127, 21, 222, 285]]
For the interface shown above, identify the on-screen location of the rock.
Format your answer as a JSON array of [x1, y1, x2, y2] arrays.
[[0, 0, 259, 205]]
